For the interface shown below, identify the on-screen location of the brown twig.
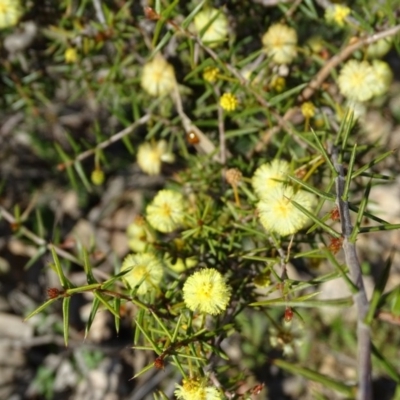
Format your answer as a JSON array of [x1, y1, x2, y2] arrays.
[[299, 24, 400, 102], [57, 113, 151, 171]]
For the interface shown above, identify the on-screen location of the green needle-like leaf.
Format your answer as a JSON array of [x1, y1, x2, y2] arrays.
[[62, 296, 71, 347]]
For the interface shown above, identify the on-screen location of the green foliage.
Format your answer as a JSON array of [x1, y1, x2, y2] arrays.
[[2, 0, 400, 399]]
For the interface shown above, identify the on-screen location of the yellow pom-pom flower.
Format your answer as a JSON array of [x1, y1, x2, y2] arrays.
[[262, 23, 298, 65], [301, 102, 316, 119], [219, 92, 238, 112], [371, 60, 393, 98], [146, 189, 186, 233], [65, 47, 78, 63], [175, 377, 222, 400], [203, 66, 219, 83], [337, 60, 379, 102], [257, 186, 316, 236], [137, 140, 175, 176], [120, 252, 164, 295], [183, 268, 231, 315], [252, 160, 290, 200], [141, 54, 176, 97], [194, 7, 228, 47], [0, 0, 22, 30], [325, 4, 351, 27]]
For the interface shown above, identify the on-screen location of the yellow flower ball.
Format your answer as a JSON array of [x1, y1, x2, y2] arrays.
[[141, 54, 176, 97], [325, 4, 351, 27], [194, 7, 228, 47], [219, 92, 238, 112], [146, 189, 186, 233], [257, 186, 316, 236], [252, 159, 290, 200], [65, 47, 78, 63], [337, 60, 379, 102], [0, 0, 22, 30], [137, 140, 175, 176], [301, 102, 316, 119], [262, 23, 298, 65], [175, 377, 222, 400], [120, 252, 164, 295], [203, 66, 219, 83], [183, 268, 231, 315]]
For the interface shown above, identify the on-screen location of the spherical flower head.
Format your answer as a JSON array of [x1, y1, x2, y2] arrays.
[[337, 60, 379, 102], [252, 160, 290, 199], [194, 7, 228, 47], [370, 60, 393, 98], [65, 47, 78, 63], [137, 140, 175, 176], [141, 54, 176, 97], [257, 186, 316, 236], [120, 252, 164, 295], [301, 102, 316, 119], [262, 23, 298, 65], [183, 268, 231, 315], [0, 0, 22, 30], [146, 189, 186, 233], [175, 377, 222, 400], [325, 4, 351, 27], [203, 66, 219, 83], [219, 93, 238, 112]]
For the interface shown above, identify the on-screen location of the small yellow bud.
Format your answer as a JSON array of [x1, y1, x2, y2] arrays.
[[203, 66, 219, 83], [91, 169, 105, 186]]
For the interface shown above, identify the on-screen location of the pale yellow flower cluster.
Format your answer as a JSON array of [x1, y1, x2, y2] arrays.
[[120, 252, 164, 295], [194, 7, 228, 47], [141, 55, 176, 97], [182, 268, 231, 315], [136, 140, 175, 176], [324, 4, 351, 27], [338, 59, 393, 102], [175, 377, 222, 400], [262, 23, 298, 64], [252, 160, 316, 236], [146, 189, 186, 233], [0, 0, 22, 30]]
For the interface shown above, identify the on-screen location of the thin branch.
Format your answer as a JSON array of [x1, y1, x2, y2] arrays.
[[57, 113, 151, 170], [330, 145, 372, 400], [254, 23, 400, 155], [299, 24, 400, 102], [172, 84, 221, 161]]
